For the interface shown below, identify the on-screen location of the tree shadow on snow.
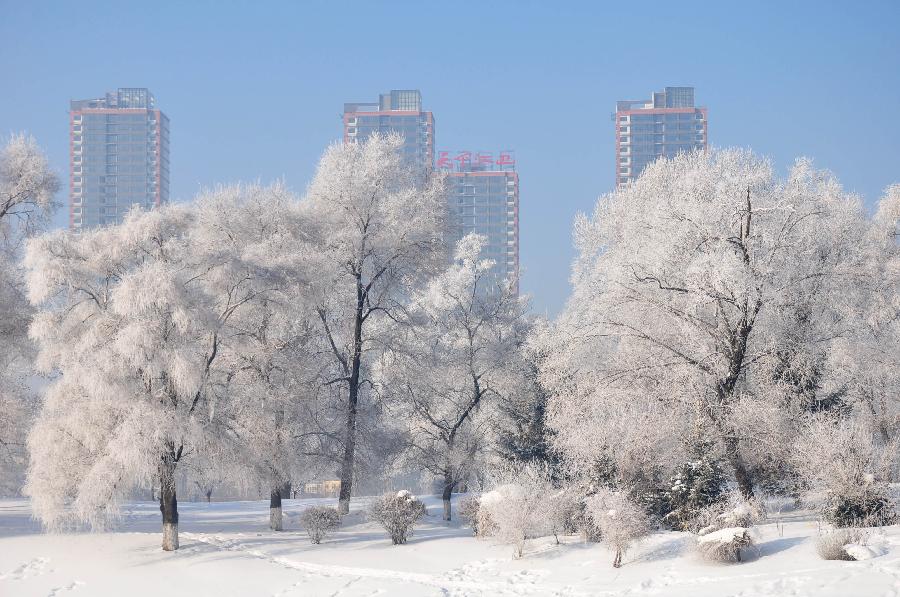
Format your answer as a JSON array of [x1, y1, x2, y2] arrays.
[[754, 536, 807, 558], [632, 535, 692, 563]]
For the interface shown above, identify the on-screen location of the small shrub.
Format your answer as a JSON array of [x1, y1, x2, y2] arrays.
[[794, 418, 899, 528], [548, 488, 581, 542], [822, 493, 896, 528], [479, 462, 556, 558], [457, 495, 482, 536], [299, 506, 341, 544], [571, 499, 602, 542], [368, 490, 426, 545], [584, 488, 651, 568], [680, 490, 763, 535], [815, 528, 867, 561], [695, 527, 753, 563]]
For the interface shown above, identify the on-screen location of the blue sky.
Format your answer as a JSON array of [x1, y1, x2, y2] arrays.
[[2, 0, 898, 315]]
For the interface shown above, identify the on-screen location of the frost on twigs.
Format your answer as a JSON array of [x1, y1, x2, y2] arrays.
[[457, 494, 483, 536], [368, 490, 426, 545], [300, 506, 341, 544]]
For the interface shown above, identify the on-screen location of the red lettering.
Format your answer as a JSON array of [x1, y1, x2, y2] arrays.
[[496, 152, 515, 166], [454, 151, 472, 166]]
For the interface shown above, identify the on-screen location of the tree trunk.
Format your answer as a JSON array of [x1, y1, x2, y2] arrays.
[[204, 489, 212, 503], [337, 396, 358, 515], [441, 473, 454, 522], [338, 287, 365, 515], [269, 488, 283, 531], [724, 437, 755, 499], [159, 452, 179, 551], [613, 548, 622, 568]]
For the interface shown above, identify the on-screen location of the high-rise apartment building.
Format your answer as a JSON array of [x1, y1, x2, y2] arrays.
[[69, 88, 169, 231], [615, 86, 707, 186], [438, 150, 519, 294], [343, 90, 434, 168]]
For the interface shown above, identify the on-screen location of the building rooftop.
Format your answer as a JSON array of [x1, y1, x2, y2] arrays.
[[71, 88, 156, 111], [344, 89, 423, 113], [616, 86, 697, 112]]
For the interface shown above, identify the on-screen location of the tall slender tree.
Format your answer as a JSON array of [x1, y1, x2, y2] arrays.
[[304, 133, 445, 514], [380, 234, 528, 520]]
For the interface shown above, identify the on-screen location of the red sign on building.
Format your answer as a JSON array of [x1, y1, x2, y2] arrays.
[[436, 150, 515, 172]]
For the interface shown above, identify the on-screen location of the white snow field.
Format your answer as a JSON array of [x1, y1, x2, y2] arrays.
[[1, 495, 899, 597]]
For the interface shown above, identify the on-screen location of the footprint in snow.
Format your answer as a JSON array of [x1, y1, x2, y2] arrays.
[[0, 556, 51, 581], [47, 580, 86, 596]]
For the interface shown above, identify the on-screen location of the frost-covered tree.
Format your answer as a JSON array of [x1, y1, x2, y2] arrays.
[[304, 133, 445, 514], [479, 461, 556, 558], [189, 184, 326, 530], [0, 134, 59, 243], [585, 488, 651, 568], [25, 188, 280, 550], [542, 149, 874, 498], [831, 184, 900, 444], [380, 234, 528, 520], [0, 134, 58, 495]]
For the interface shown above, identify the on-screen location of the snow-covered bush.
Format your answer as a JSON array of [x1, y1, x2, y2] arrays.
[[793, 418, 898, 527], [695, 527, 754, 563], [584, 488, 651, 568], [368, 490, 427, 545], [822, 493, 896, 529], [662, 452, 727, 530], [457, 494, 485, 536], [479, 462, 555, 558], [300, 506, 341, 544], [815, 528, 867, 561]]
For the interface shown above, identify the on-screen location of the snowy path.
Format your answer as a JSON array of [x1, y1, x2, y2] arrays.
[[182, 531, 596, 596]]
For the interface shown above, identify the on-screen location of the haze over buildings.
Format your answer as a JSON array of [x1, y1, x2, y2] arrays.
[[69, 88, 169, 231], [615, 86, 708, 186]]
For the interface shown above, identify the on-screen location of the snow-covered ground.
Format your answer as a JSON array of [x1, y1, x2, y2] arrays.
[[1, 495, 899, 596]]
